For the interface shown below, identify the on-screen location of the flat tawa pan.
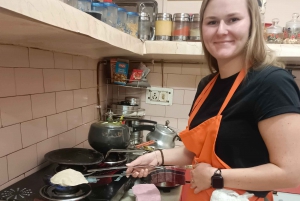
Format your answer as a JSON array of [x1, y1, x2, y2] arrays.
[[44, 148, 104, 165]]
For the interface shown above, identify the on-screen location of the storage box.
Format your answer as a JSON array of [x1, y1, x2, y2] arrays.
[[113, 60, 129, 85]]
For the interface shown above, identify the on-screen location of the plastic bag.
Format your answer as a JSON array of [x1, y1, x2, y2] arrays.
[[210, 189, 254, 201]]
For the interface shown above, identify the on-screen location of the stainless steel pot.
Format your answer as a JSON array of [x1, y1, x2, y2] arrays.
[[141, 175, 180, 192], [111, 103, 139, 115], [145, 120, 179, 149], [124, 118, 157, 145], [125, 97, 139, 106], [155, 182, 180, 192]]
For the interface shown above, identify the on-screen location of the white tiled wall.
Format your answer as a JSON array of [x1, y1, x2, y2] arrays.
[[0, 45, 99, 190], [106, 63, 300, 136], [105, 62, 210, 133]]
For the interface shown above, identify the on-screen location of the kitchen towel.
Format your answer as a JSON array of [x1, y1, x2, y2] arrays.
[[132, 184, 161, 201]]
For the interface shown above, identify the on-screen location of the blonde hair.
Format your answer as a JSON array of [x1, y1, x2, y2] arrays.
[[199, 0, 284, 73]]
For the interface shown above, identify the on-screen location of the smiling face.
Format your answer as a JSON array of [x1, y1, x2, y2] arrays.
[[202, 0, 251, 62]]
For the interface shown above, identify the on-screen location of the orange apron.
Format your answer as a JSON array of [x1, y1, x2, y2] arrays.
[[179, 69, 273, 201]]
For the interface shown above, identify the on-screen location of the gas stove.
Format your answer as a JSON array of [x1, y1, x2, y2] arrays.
[[0, 164, 132, 201]]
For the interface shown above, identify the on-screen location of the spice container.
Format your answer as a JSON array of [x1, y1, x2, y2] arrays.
[[155, 13, 172, 41], [77, 0, 91, 12], [266, 18, 283, 44], [104, 2, 118, 28], [172, 13, 190, 41], [138, 12, 152, 40], [283, 13, 300, 44], [91, 2, 107, 22], [263, 23, 272, 41], [117, 7, 127, 32], [189, 13, 201, 41], [127, 12, 139, 38]]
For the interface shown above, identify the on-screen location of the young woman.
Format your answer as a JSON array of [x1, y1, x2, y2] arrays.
[[126, 0, 300, 200]]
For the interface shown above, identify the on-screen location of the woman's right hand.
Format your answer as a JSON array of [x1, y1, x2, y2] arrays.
[[125, 151, 161, 178]]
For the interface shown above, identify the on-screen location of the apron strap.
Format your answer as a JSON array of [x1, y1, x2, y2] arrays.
[[188, 74, 219, 127], [217, 68, 246, 115], [188, 68, 247, 127]]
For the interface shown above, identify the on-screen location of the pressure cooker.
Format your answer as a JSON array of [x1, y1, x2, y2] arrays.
[[88, 111, 155, 154], [134, 120, 180, 149]]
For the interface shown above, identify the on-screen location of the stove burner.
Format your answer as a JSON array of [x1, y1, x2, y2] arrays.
[[39, 184, 91, 201], [1, 188, 32, 200], [104, 153, 125, 162]]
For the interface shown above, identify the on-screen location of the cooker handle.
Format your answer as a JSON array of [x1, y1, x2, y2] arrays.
[[136, 119, 157, 124], [173, 134, 182, 142], [132, 125, 156, 132], [125, 119, 157, 124]]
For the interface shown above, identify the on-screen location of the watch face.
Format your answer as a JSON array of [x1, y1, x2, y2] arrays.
[[212, 175, 224, 189]]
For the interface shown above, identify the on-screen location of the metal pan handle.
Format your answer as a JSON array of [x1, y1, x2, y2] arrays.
[[132, 125, 155, 132], [125, 119, 157, 124]]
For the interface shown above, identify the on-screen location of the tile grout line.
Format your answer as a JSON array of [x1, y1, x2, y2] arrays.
[[0, 174, 25, 190], [27, 47, 31, 68], [35, 142, 38, 168], [42, 69, 46, 94], [0, 108, 95, 156], [52, 51, 55, 69], [5, 155, 8, 184], [12, 68, 17, 100], [0, 101, 120, 131]]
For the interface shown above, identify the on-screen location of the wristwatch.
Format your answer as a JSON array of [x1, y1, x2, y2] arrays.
[[211, 169, 224, 189]]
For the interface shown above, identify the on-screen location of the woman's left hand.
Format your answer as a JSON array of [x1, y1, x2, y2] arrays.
[[190, 163, 217, 194]]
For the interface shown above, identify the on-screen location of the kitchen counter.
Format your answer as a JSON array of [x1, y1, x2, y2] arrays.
[[121, 186, 182, 201]]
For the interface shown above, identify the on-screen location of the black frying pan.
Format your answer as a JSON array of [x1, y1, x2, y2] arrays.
[[44, 148, 104, 165]]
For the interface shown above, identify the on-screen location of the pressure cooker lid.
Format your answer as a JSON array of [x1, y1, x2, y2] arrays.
[[155, 120, 176, 135], [96, 110, 127, 128], [97, 121, 126, 128], [90, 119, 125, 129]]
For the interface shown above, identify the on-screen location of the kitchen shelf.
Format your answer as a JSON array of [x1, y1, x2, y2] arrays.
[[108, 84, 149, 89], [267, 44, 300, 63], [0, 0, 143, 59], [143, 41, 300, 63], [0, 0, 300, 63], [107, 77, 150, 89], [142, 41, 205, 62]]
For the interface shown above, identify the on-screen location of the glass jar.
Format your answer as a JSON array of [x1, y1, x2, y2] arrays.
[[91, 2, 107, 23], [104, 3, 118, 28], [284, 13, 300, 44], [77, 0, 91, 12], [138, 12, 151, 40], [189, 14, 201, 41], [117, 7, 127, 32], [61, 0, 78, 8], [172, 13, 190, 41], [155, 13, 172, 41], [127, 12, 139, 38], [266, 18, 283, 44]]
